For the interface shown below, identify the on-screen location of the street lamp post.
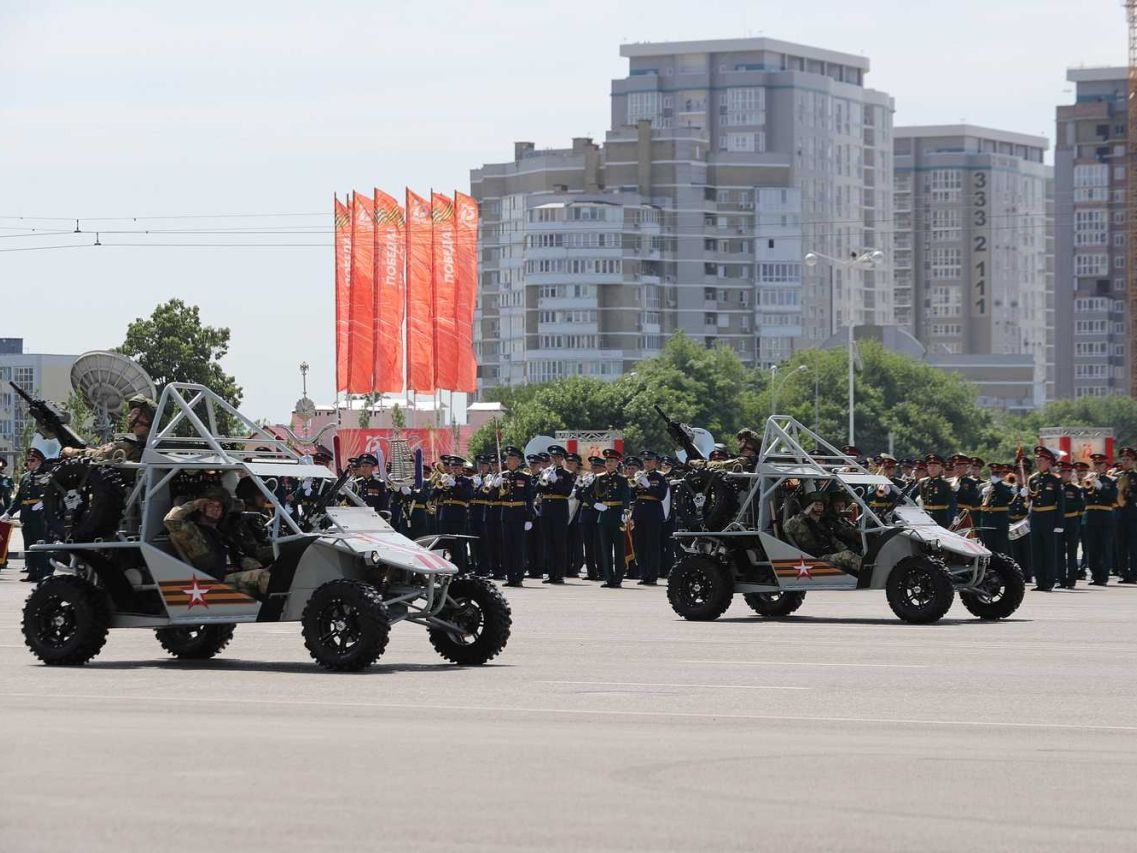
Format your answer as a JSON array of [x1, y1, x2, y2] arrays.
[[771, 364, 809, 417], [803, 249, 884, 447]]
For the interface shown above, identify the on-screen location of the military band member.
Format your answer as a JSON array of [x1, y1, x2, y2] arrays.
[[593, 448, 632, 588], [537, 444, 574, 584], [563, 452, 583, 578], [978, 463, 1013, 556], [1026, 446, 1065, 592], [498, 447, 534, 587], [484, 455, 506, 580], [952, 454, 981, 528], [0, 448, 52, 583], [1085, 452, 1118, 586], [575, 456, 604, 580], [468, 455, 492, 577], [918, 454, 955, 528], [525, 453, 546, 578], [1057, 461, 1085, 589], [629, 450, 668, 586], [1116, 447, 1137, 583], [352, 453, 391, 516], [435, 456, 473, 573]]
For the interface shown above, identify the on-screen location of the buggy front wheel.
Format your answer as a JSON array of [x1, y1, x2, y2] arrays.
[[428, 576, 512, 665], [667, 555, 734, 621]]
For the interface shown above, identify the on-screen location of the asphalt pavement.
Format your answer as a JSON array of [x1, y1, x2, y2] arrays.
[[2, 556, 1137, 852]]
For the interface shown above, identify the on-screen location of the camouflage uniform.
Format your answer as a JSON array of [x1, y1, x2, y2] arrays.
[[163, 501, 271, 596], [783, 510, 863, 574], [78, 435, 146, 463]]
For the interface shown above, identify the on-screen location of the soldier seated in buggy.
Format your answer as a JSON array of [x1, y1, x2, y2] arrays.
[[782, 491, 863, 576]]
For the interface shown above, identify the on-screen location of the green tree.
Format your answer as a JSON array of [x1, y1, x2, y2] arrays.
[[988, 395, 1137, 460], [116, 299, 243, 410]]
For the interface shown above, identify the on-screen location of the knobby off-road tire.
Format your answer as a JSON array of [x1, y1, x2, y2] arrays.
[[155, 624, 236, 660], [959, 553, 1026, 621], [22, 575, 110, 665], [701, 472, 740, 532], [43, 459, 125, 542], [744, 590, 806, 617], [886, 555, 955, 624], [428, 576, 512, 665], [667, 555, 734, 621], [301, 580, 390, 672]]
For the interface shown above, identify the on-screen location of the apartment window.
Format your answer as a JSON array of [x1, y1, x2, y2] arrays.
[[1075, 319, 1108, 335], [1075, 341, 1109, 357], [928, 323, 962, 337], [721, 87, 765, 126], [1115, 278, 1127, 291], [1074, 254, 1109, 277], [1075, 364, 1109, 379], [1117, 255, 1127, 269], [626, 91, 660, 125], [757, 262, 801, 282], [1074, 297, 1110, 313], [928, 170, 962, 203], [704, 312, 717, 326], [1074, 209, 1108, 247], [930, 248, 962, 279], [1075, 164, 1109, 187], [14, 367, 34, 387], [930, 208, 962, 242], [720, 132, 765, 153]]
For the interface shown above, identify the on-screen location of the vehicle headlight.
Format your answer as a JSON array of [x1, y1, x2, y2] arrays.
[[368, 550, 382, 565]]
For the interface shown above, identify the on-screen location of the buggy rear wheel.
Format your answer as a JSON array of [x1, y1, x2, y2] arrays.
[[959, 553, 1025, 620], [22, 575, 110, 666], [744, 590, 806, 617], [301, 580, 390, 671], [886, 556, 955, 624], [155, 624, 235, 660], [428, 576, 512, 665], [667, 555, 734, 621]]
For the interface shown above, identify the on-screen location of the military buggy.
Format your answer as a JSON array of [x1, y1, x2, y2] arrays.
[[668, 416, 1025, 624]]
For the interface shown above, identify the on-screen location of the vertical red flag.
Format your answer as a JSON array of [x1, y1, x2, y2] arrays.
[[405, 189, 435, 393], [348, 192, 376, 394], [373, 189, 406, 393], [432, 192, 458, 390], [454, 191, 479, 392], [334, 196, 351, 393]]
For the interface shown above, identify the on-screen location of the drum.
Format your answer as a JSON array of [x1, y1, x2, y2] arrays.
[[1009, 518, 1030, 541]]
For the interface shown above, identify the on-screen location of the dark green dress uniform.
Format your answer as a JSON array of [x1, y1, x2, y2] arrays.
[[469, 463, 492, 578], [406, 484, 432, 541], [537, 451, 574, 584], [977, 475, 1013, 556], [1008, 490, 1032, 580], [574, 464, 602, 581], [1084, 461, 1118, 585], [1059, 474, 1085, 588], [1116, 460, 1137, 583], [6, 461, 51, 582], [918, 474, 956, 529], [593, 452, 632, 588], [1027, 451, 1065, 591], [498, 450, 534, 587], [630, 456, 668, 586], [484, 464, 505, 580], [955, 475, 981, 526]]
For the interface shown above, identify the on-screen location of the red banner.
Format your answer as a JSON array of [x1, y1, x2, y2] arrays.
[[373, 190, 405, 393], [406, 189, 435, 393], [334, 196, 351, 393], [335, 427, 476, 465], [348, 192, 376, 394], [432, 193, 458, 390], [454, 191, 479, 392]]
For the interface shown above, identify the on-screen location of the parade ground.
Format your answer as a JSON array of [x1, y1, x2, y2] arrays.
[[3, 556, 1137, 852]]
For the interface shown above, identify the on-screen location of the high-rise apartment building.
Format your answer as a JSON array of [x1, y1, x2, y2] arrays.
[[0, 340, 77, 468], [893, 125, 1051, 410], [1055, 68, 1130, 399], [471, 37, 895, 388]]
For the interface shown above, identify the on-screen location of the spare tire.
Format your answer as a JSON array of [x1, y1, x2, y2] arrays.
[[43, 459, 125, 542], [701, 471, 740, 532]]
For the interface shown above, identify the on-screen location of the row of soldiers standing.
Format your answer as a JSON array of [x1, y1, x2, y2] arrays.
[[347, 444, 683, 588], [861, 446, 1137, 592]]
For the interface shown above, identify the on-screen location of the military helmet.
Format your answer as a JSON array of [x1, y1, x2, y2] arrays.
[[126, 394, 157, 421]]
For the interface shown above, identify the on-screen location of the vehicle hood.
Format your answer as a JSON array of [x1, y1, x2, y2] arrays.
[[323, 507, 457, 575], [900, 524, 990, 559]]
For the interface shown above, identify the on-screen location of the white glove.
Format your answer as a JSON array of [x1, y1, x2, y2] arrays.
[[302, 478, 313, 496], [0, 513, 9, 523], [634, 471, 649, 487], [400, 485, 412, 495], [583, 473, 595, 486], [31, 501, 43, 511], [1094, 479, 1104, 491], [1054, 528, 1064, 534], [540, 468, 555, 485], [1020, 487, 1029, 497], [442, 474, 456, 488], [496, 474, 506, 487], [980, 485, 993, 498], [523, 521, 533, 532], [594, 502, 608, 512], [472, 475, 482, 487]]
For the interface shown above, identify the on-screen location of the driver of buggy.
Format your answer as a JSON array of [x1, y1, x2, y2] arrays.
[[163, 486, 272, 597], [783, 492, 863, 575]]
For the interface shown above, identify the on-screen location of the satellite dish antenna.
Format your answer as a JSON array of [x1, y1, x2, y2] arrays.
[[523, 435, 557, 458], [70, 351, 157, 443]]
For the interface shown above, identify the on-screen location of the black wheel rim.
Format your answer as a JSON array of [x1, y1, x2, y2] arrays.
[[762, 593, 783, 604], [680, 567, 715, 608], [902, 568, 937, 610], [982, 566, 1006, 602], [36, 594, 79, 649], [444, 597, 484, 646], [315, 598, 362, 655]]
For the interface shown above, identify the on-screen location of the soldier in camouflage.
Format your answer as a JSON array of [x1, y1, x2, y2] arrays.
[[163, 488, 271, 596], [783, 493, 863, 575], [63, 395, 156, 463]]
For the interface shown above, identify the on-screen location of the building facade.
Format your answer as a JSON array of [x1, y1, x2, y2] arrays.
[[893, 125, 1051, 410], [0, 340, 77, 468], [471, 37, 895, 388]]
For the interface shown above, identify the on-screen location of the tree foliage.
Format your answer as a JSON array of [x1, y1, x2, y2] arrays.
[[116, 299, 243, 409]]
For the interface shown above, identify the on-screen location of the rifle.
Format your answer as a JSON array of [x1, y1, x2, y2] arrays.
[[10, 382, 87, 450], [654, 405, 703, 462]]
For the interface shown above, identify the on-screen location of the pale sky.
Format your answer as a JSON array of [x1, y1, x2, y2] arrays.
[[0, 0, 1125, 420]]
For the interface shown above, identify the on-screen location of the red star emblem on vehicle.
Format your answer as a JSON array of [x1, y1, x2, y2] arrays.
[[182, 577, 212, 610], [794, 559, 813, 579]]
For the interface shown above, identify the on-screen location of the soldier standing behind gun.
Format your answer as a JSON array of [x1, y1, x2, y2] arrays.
[[630, 450, 668, 586], [574, 456, 604, 580], [537, 444, 574, 584], [593, 448, 631, 588], [977, 463, 1013, 556], [61, 395, 156, 463], [0, 448, 52, 583], [498, 446, 534, 587], [1085, 453, 1118, 585]]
